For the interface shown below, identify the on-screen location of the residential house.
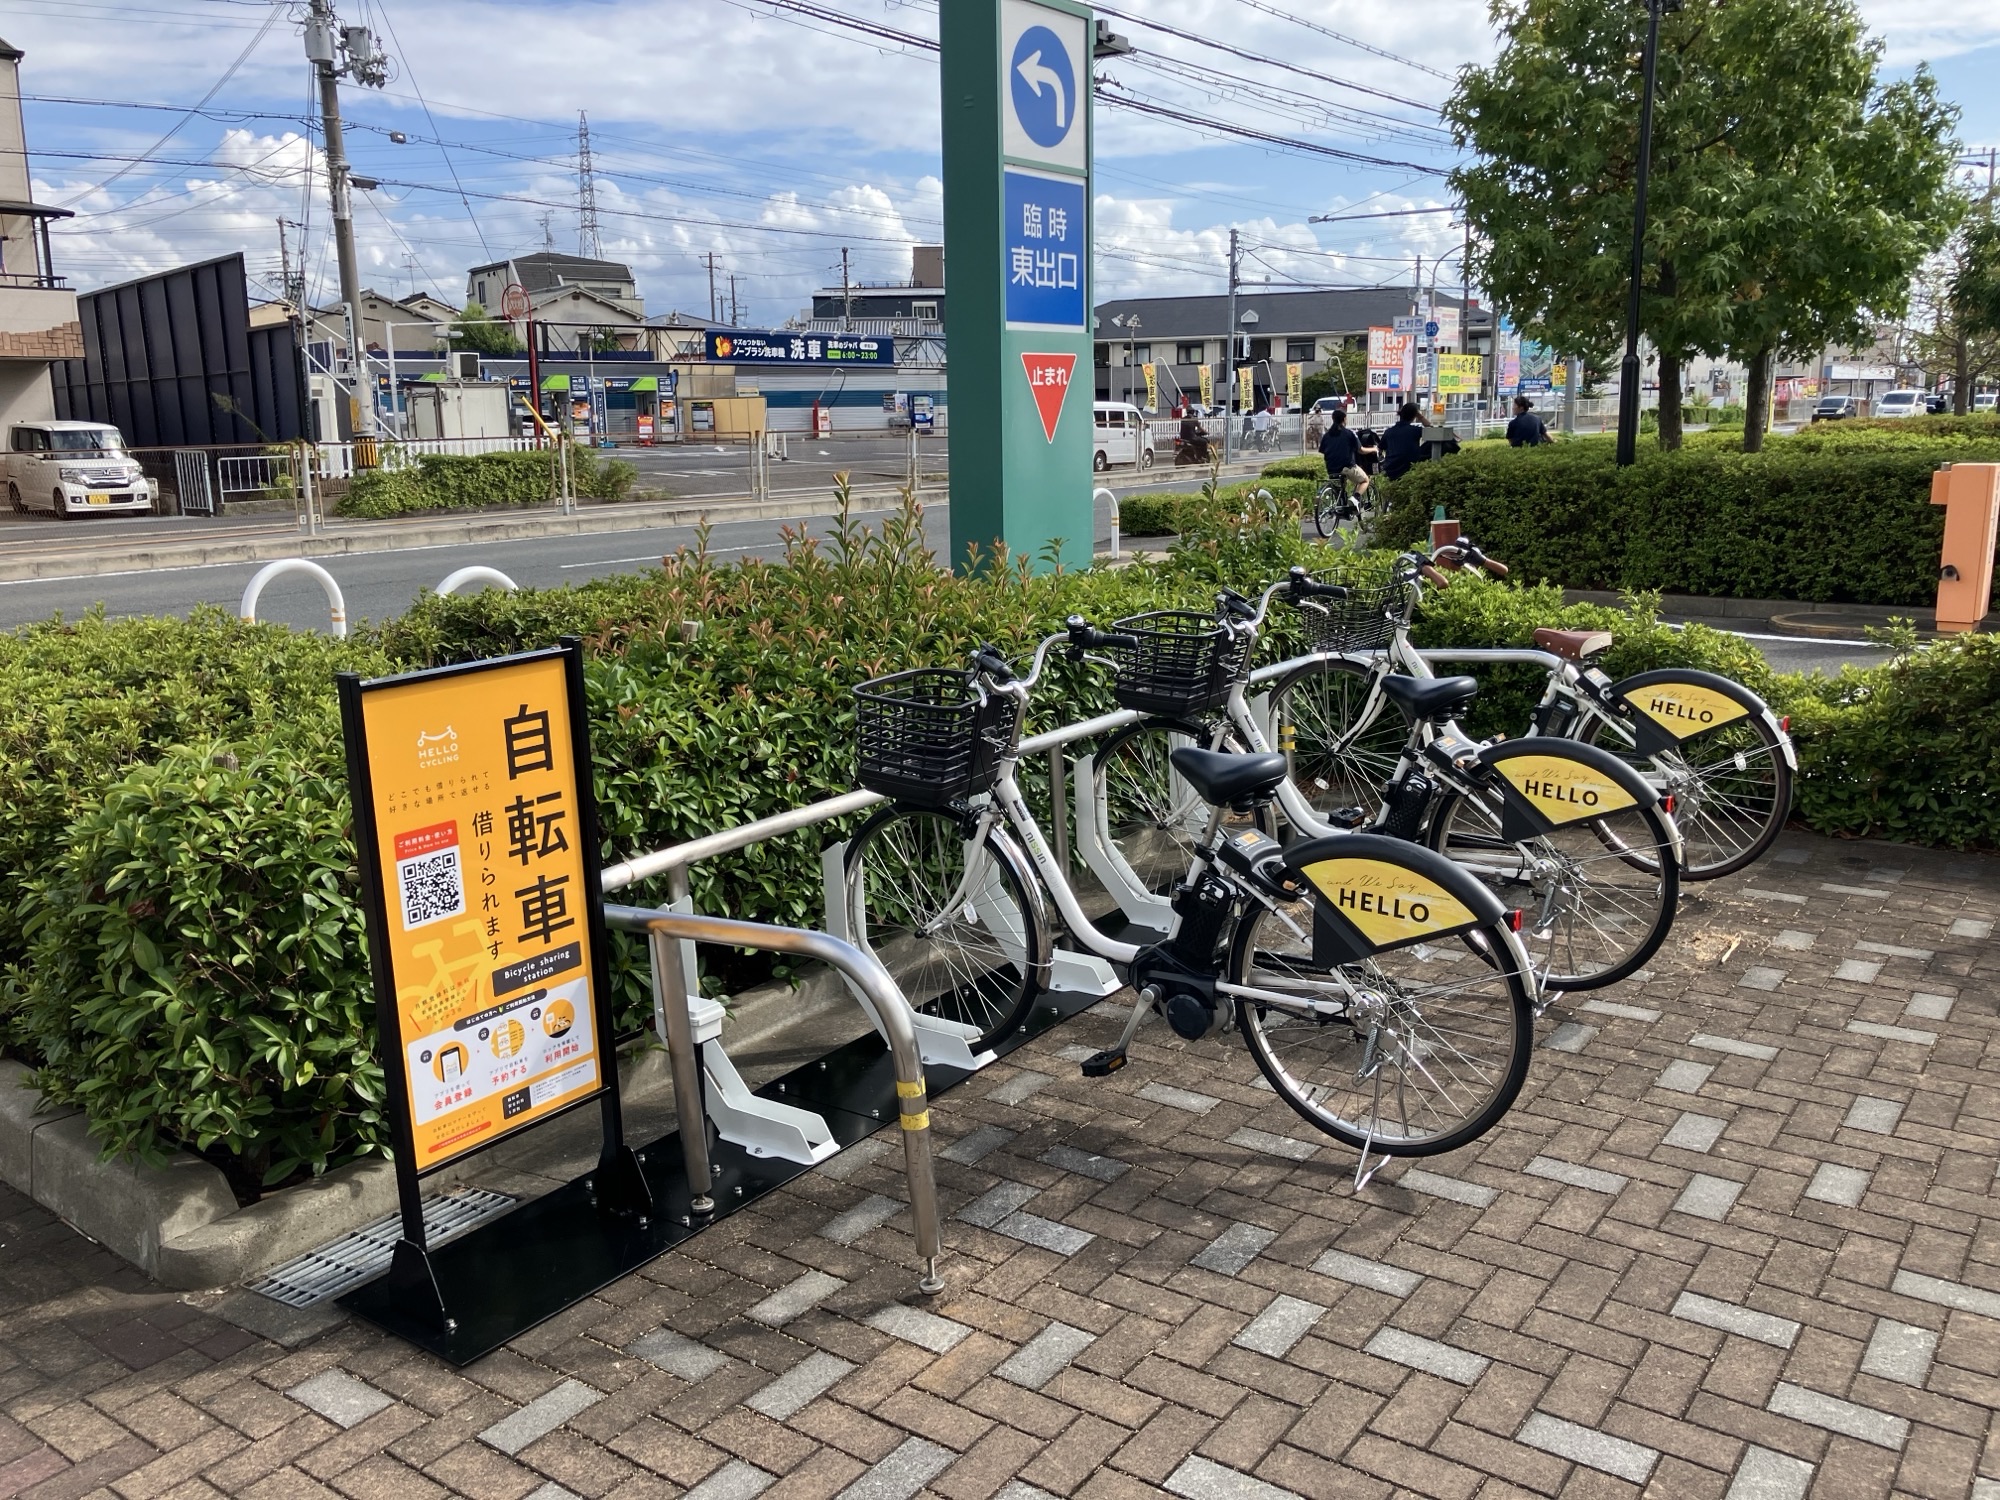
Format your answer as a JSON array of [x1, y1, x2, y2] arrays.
[[0, 35, 81, 434]]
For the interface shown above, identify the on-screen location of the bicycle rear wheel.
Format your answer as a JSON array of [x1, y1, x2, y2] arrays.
[[1313, 482, 1340, 539], [1425, 782, 1678, 990], [1228, 846, 1533, 1155], [1266, 658, 1411, 825], [1579, 699, 1791, 879], [1091, 719, 1272, 899], [844, 808, 1047, 1050]]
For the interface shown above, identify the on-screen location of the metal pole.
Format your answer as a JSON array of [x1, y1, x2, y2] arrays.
[[384, 320, 397, 440], [1563, 352, 1580, 434], [308, 0, 375, 440], [1049, 746, 1070, 880], [653, 869, 715, 1215], [1617, 0, 1665, 466], [1223, 228, 1238, 465]]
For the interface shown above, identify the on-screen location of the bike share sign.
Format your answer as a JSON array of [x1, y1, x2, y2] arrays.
[[338, 642, 648, 1356], [941, 0, 1094, 570]]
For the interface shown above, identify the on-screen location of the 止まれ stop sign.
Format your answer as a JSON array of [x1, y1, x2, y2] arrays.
[[1020, 352, 1076, 441]]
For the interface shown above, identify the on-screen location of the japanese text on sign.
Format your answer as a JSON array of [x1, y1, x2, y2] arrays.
[[354, 653, 604, 1172], [1003, 167, 1086, 329], [706, 331, 894, 366]]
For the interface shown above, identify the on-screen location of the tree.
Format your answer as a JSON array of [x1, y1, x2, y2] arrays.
[[1905, 206, 2000, 412], [1300, 345, 1368, 407], [450, 301, 524, 357], [1447, 0, 1958, 452]]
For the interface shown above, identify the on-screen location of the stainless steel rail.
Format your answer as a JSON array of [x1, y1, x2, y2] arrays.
[[604, 902, 944, 1295]]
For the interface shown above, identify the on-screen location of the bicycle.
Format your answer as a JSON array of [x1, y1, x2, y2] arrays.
[[1312, 472, 1372, 540], [844, 619, 1541, 1166], [1265, 539, 1796, 879], [1086, 572, 1686, 993]]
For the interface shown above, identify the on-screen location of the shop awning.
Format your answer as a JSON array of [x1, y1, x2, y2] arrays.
[[629, 376, 657, 392], [540, 374, 570, 392]]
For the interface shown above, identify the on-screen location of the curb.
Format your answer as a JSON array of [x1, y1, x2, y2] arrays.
[[0, 961, 859, 1290]]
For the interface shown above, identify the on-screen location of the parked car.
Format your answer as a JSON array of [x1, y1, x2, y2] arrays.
[[1926, 391, 1951, 414], [1811, 395, 1857, 422], [4, 421, 156, 517], [1975, 392, 1997, 413], [1309, 395, 1352, 417], [1872, 389, 1926, 420], [1091, 402, 1156, 471]]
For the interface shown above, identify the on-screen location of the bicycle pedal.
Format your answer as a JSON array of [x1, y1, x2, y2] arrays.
[[1080, 1049, 1127, 1078], [1329, 806, 1368, 830]]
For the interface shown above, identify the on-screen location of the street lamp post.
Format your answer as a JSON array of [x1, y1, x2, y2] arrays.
[[1616, 0, 1674, 466]]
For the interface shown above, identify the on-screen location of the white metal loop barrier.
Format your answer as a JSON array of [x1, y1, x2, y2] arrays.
[[238, 558, 347, 637], [1094, 485, 1119, 560], [435, 566, 519, 597]]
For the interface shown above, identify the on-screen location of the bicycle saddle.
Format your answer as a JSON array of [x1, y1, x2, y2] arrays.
[[1379, 674, 1479, 721], [1533, 627, 1614, 661], [1168, 747, 1288, 809]]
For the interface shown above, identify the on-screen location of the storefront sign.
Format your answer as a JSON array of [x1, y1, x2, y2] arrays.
[[1436, 354, 1483, 395], [1367, 327, 1414, 392]]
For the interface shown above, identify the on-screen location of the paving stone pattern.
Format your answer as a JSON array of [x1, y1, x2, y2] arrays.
[[1, 832, 1997, 1498]]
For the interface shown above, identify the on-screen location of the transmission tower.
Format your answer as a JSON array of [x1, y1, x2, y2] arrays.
[[576, 111, 602, 259], [538, 211, 555, 254]]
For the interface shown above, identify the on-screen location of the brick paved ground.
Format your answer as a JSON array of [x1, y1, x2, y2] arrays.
[[2, 829, 1997, 1500]]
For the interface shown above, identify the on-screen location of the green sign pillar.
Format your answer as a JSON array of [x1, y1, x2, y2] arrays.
[[941, 0, 1094, 573]]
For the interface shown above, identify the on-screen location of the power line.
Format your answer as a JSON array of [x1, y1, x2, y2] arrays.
[[1221, 0, 1454, 82], [371, 0, 491, 259], [1096, 86, 1449, 177]]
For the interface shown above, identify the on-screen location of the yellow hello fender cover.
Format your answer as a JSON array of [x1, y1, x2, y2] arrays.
[[1610, 669, 1755, 756], [1290, 833, 1501, 966], [1479, 737, 1650, 843]]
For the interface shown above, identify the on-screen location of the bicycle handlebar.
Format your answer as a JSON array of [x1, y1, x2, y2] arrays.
[[1434, 538, 1510, 578], [1216, 588, 1259, 622], [1286, 565, 1351, 603], [972, 645, 1015, 683]]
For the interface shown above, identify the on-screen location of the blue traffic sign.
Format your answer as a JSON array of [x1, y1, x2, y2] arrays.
[[1010, 25, 1076, 149], [1425, 320, 1440, 339], [1003, 169, 1086, 328]]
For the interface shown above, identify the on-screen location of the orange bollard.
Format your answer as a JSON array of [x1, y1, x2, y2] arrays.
[[1929, 463, 2000, 634]]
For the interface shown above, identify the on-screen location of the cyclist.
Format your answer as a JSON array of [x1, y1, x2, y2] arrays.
[[1317, 405, 1370, 504], [1378, 401, 1428, 480], [1506, 394, 1553, 447]]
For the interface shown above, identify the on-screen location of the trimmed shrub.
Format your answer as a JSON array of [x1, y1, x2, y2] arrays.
[[1375, 438, 2000, 606], [1119, 478, 1315, 536], [339, 449, 561, 519]]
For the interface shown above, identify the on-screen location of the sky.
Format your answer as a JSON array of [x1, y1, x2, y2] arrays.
[[9, 0, 2000, 330]]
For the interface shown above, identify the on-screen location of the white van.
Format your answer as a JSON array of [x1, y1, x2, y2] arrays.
[[1872, 389, 1925, 420], [1092, 402, 1156, 472], [4, 420, 156, 517]]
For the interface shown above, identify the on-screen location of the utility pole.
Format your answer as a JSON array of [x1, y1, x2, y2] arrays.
[[704, 252, 719, 323], [727, 273, 741, 328], [840, 247, 853, 331], [1223, 227, 1239, 464], [304, 0, 386, 440], [1617, 0, 1674, 465], [576, 111, 601, 260]]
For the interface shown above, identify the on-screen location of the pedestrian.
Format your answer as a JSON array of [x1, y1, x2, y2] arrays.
[[1506, 395, 1553, 447], [1317, 406, 1370, 502], [1378, 401, 1428, 480], [1250, 401, 1273, 449]]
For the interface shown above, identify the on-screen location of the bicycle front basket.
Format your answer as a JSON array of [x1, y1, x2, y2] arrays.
[[1106, 610, 1253, 715], [1303, 578, 1404, 653], [853, 667, 1008, 808]]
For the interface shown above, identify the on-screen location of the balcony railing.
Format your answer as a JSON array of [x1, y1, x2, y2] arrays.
[[0, 271, 71, 291]]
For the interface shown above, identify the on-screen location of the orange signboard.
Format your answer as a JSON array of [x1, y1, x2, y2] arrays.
[[341, 646, 609, 1174]]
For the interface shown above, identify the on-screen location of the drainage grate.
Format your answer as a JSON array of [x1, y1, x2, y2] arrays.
[[247, 1188, 517, 1307]]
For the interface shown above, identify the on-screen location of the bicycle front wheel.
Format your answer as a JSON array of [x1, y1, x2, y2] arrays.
[[844, 808, 1047, 1050], [1579, 694, 1792, 879], [1228, 857, 1533, 1156], [1091, 719, 1273, 899], [1267, 658, 1411, 825], [1313, 483, 1339, 539], [1426, 783, 1679, 991]]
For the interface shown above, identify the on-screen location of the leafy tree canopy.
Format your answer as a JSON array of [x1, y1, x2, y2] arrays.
[[451, 301, 525, 357]]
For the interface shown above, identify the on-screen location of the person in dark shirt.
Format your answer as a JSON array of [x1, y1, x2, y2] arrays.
[[1317, 407, 1369, 501], [1506, 395, 1553, 447], [1378, 402, 1427, 480]]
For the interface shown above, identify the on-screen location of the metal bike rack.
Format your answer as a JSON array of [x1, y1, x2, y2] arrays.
[[602, 903, 943, 1295], [238, 558, 347, 637], [435, 566, 519, 597]]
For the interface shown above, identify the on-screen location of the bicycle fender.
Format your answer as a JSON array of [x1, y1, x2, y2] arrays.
[[1281, 832, 1506, 967], [1475, 736, 1661, 844], [1607, 668, 1764, 758]]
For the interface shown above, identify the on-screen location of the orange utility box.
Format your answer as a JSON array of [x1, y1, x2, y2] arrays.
[[1929, 463, 2000, 633]]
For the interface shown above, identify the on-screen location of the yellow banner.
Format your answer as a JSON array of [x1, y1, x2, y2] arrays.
[[1436, 354, 1483, 394], [1628, 682, 1750, 736], [1237, 366, 1253, 411], [1286, 362, 1302, 408], [1495, 753, 1639, 827], [1301, 857, 1479, 948], [355, 652, 604, 1172], [1199, 364, 1214, 408], [1142, 362, 1158, 412]]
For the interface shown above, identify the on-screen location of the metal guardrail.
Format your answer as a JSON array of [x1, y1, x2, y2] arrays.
[[436, 567, 518, 597]]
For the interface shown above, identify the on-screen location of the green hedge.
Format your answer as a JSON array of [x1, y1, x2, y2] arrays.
[[1374, 439, 2000, 606], [1118, 477, 1315, 537], [338, 447, 637, 519], [6, 494, 1999, 1188]]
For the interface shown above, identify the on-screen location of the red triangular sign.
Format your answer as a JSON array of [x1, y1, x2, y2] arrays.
[[1020, 351, 1077, 442]]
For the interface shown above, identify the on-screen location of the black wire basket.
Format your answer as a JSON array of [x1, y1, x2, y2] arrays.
[[1302, 578, 1405, 654], [853, 668, 1009, 808], [1106, 611, 1254, 715]]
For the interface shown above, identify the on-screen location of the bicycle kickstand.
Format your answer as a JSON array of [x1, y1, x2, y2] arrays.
[[1081, 985, 1159, 1077]]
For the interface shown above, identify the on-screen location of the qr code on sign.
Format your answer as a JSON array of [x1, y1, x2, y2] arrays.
[[397, 847, 465, 931]]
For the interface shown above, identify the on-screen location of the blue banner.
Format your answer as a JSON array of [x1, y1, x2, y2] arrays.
[[1003, 167, 1086, 329], [706, 331, 894, 366]]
